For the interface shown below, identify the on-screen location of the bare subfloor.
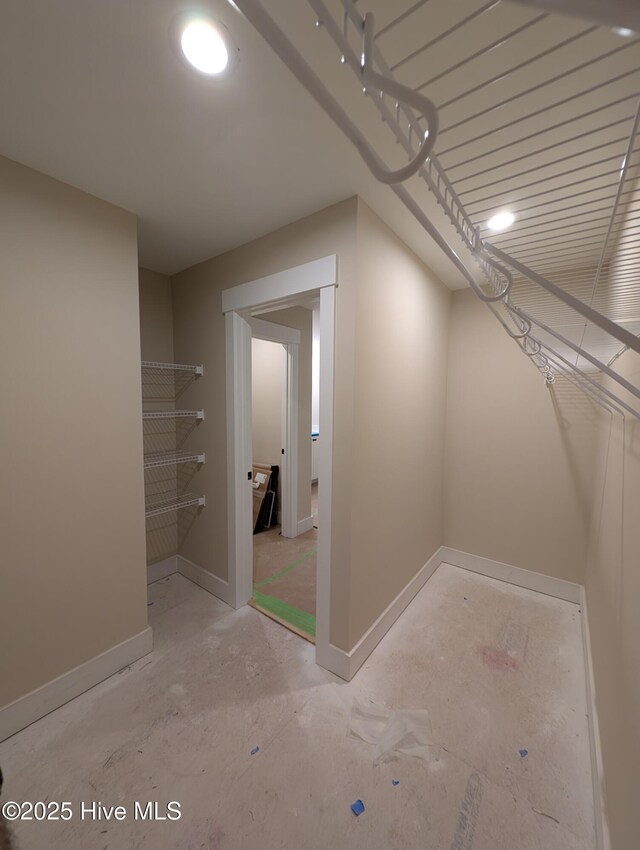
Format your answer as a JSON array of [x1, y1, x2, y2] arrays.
[[0, 564, 594, 849]]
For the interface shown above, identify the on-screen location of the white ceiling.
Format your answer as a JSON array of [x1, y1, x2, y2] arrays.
[[0, 0, 469, 286], [1, 0, 638, 333]]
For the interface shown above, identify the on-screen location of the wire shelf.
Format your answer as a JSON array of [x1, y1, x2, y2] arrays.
[[233, 0, 640, 418], [145, 492, 206, 519], [142, 410, 205, 420], [142, 361, 204, 376], [143, 451, 206, 470]]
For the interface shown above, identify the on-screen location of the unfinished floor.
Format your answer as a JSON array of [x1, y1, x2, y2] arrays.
[[251, 482, 319, 641], [0, 563, 594, 849], [252, 526, 317, 640]]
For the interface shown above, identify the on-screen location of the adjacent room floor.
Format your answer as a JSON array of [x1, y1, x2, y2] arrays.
[[0, 563, 594, 849], [251, 483, 318, 641]]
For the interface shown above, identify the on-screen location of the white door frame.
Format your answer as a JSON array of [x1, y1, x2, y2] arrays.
[[223, 255, 337, 668], [248, 316, 300, 539]]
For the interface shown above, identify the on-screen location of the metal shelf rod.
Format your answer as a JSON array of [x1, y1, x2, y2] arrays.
[[142, 360, 204, 375], [440, 80, 638, 156], [142, 409, 205, 420], [445, 100, 638, 172], [145, 493, 206, 519], [144, 451, 206, 470], [459, 144, 637, 195], [416, 13, 548, 91], [389, 0, 499, 73], [439, 38, 638, 133]]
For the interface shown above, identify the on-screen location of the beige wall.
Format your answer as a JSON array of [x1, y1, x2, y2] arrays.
[[171, 198, 357, 647], [348, 201, 451, 646], [171, 196, 453, 651], [139, 268, 174, 363], [0, 156, 148, 708], [443, 289, 597, 584], [171, 197, 453, 650], [585, 349, 640, 849], [251, 338, 283, 468]]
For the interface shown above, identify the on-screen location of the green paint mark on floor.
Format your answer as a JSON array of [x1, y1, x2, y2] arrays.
[[253, 590, 316, 638], [254, 547, 317, 589]]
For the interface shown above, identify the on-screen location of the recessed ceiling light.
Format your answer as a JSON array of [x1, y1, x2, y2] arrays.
[[181, 20, 229, 74], [487, 210, 515, 232], [613, 27, 634, 37]]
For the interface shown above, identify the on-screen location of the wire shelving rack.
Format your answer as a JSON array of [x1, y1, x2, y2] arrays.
[[234, 0, 640, 418], [144, 492, 206, 519]]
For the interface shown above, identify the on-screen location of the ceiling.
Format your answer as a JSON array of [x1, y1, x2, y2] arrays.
[[1, 0, 638, 352], [0, 0, 466, 286]]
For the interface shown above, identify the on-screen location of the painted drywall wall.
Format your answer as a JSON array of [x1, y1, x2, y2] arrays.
[[139, 268, 178, 565], [171, 196, 451, 651], [443, 289, 598, 584], [0, 156, 148, 709], [171, 198, 357, 648], [585, 349, 640, 849], [251, 337, 283, 467], [348, 200, 451, 646], [139, 268, 174, 363], [254, 306, 314, 525]]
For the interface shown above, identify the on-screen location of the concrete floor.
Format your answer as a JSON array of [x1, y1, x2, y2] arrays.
[[0, 563, 594, 849]]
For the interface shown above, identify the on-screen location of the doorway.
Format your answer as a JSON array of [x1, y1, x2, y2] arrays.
[[249, 318, 317, 642], [222, 255, 337, 671]]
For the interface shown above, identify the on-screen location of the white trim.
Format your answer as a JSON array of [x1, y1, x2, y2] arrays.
[[222, 255, 337, 313], [440, 547, 581, 603], [147, 556, 178, 585], [224, 258, 337, 670], [0, 627, 153, 742], [297, 515, 314, 535], [324, 546, 583, 682], [580, 588, 612, 850], [177, 555, 233, 606], [281, 342, 299, 538], [313, 284, 335, 673], [248, 316, 300, 344], [226, 311, 254, 609]]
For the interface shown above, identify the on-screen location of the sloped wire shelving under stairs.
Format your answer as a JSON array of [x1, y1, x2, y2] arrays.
[[234, 0, 640, 419]]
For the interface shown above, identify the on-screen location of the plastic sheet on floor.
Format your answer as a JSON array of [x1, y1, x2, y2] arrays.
[[348, 698, 437, 765]]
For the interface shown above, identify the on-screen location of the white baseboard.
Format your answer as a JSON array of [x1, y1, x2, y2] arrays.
[[440, 547, 581, 603], [147, 555, 178, 585], [320, 546, 444, 682], [580, 588, 611, 850], [177, 555, 232, 606], [0, 627, 153, 742], [323, 546, 581, 684], [296, 515, 314, 536], [315, 640, 350, 681]]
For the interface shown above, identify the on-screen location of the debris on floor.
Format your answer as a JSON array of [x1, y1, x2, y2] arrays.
[[350, 800, 365, 816], [392, 779, 400, 786], [250, 746, 259, 755], [348, 698, 435, 764], [519, 749, 528, 758]]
